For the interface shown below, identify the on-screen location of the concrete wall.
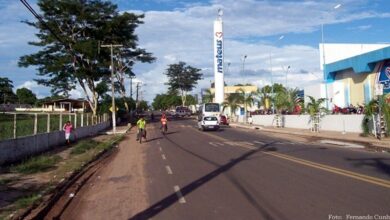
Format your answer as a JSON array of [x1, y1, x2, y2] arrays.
[[251, 114, 364, 133], [0, 121, 110, 165]]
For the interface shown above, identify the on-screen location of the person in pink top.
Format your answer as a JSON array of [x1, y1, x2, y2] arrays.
[[63, 121, 73, 144]]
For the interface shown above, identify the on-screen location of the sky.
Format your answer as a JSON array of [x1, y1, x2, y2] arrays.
[[1, 0, 390, 103]]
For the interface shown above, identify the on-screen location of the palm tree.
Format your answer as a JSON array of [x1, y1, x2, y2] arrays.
[[237, 88, 255, 119], [305, 95, 327, 117], [305, 95, 327, 132], [222, 93, 242, 119], [202, 89, 214, 103], [285, 88, 300, 113], [273, 87, 288, 114], [362, 95, 390, 137], [256, 86, 271, 112]]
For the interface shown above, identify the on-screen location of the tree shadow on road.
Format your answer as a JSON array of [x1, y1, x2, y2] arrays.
[[128, 139, 284, 220], [344, 157, 390, 177], [145, 137, 163, 142]]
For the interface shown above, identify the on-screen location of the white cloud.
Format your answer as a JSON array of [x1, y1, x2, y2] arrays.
[[16, 80, 39, 90], [15, 80, 49, 99], [348, 25, 372, 31], [3, 0, 390, 104], [69, 89, 84, 99], [129, 0, 390, 102]]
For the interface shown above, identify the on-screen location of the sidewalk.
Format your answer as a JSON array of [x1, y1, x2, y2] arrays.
[[101, 124, 132, 135], [230, 122, 390, 151]]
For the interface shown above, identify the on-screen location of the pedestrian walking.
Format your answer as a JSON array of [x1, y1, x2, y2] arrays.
[[248, 115, 253, 125], [63, 121, 73, 144]]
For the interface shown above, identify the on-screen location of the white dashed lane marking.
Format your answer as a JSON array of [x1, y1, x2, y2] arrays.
[[174, 185, 186, 204], [162, 154, 166, 160], [209, 142, 219, 147], [166, 166, 173, 175]]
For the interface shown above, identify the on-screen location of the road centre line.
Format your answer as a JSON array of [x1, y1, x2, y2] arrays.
[[174, 185, 186, 204], [192, 126, 390, 188], [243, 141, 254, 146], [159, 147, 162, 152], [254, 141, 265, 145], [209, 142, 219, 147], [264, 151, 390, 189], [166, 165, 173, 175], [162, 154, 166, 160]]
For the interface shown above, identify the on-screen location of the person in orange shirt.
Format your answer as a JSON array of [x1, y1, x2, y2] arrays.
[[160, 113, 168, 134]]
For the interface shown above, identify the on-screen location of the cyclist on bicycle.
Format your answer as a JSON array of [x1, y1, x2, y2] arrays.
[[160, 113, 168, 133], [136, 115, 146, 141]]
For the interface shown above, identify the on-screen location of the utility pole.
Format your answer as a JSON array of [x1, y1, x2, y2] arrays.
[[129, 75, 135, 99], [101, 44, 122, 134], [135, 82, 141, 111]]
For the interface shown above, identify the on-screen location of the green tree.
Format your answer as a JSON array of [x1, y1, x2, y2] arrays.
[[164, 61, 202, 106], [256, 86, 272, 111], [285, 88, 300, 113], [185, 95, 197, 106], [152, 93, 183, 110], [202, 89, 214, 103], [362, 95, 390, 136], [138, 100, 149, 112], [305, 96, 327, 117], [222, 93, 242, 118], [236, 88, 255, 118], [16, 88, 37, 105], [152, 94, 168, 110], [115, 50, 155, 113], [19, 0, 151, 116], [273, 88, 288, 114], [0, 77, 17, 104]]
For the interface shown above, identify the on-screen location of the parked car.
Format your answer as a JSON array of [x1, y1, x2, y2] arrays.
[[198, 116, 220, 131], [219, 115, 229, 125], [175, 106, 192, 117]]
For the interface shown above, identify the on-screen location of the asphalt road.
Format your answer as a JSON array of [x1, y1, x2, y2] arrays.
[[133, 117, 390, 220], [49, 117, 390, 220]]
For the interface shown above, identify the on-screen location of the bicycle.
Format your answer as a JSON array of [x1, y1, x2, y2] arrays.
[[161, 124, 167, 135], [137, 128, 145, 143]]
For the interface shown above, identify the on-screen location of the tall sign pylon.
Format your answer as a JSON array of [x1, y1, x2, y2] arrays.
[[214, 9, 224, 104]]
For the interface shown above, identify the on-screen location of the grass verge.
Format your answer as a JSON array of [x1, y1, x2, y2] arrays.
[[14, 193, 42, 209], [10, 155, 62, 174], [70, 139, 100, 155], [1, 134, 125, 220]]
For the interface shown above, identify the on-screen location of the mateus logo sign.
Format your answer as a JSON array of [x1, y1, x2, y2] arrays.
[[215, 32, 223, 73], [378, 61, 390, 94]]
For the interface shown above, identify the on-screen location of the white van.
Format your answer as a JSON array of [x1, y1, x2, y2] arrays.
[[198, 116, 220, 131], [175, 106, 191, 117]]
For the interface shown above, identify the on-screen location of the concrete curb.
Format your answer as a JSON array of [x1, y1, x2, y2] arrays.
[[229, 123, 390, 152]]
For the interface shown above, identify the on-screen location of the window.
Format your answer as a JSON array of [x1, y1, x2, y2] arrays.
[[204, 116, 217, 121], [205, 103, 219, 112]]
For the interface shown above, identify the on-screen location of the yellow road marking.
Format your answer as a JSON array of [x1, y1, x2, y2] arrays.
[[264, 151, 390, 189], [191, 125, 390, 189]]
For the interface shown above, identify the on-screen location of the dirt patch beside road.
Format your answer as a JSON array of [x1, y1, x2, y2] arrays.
[[50, 131, 149, 219]]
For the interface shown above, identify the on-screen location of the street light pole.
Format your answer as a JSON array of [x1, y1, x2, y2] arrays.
[[285, 65, 290, 88], [129, 75, 135, 99], [270, 35, 284, 114], [101, 44, 122, 134], [242, 55, 247, 74], [322, 3, 341, 110]]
